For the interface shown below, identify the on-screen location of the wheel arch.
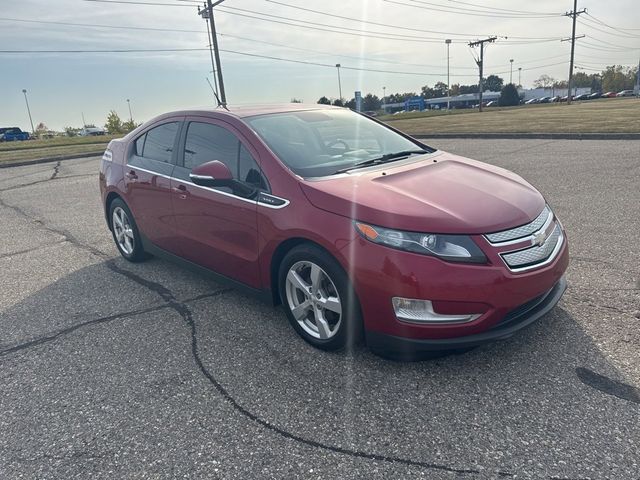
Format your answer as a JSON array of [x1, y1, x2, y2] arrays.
[[104, 191, 124, 230]]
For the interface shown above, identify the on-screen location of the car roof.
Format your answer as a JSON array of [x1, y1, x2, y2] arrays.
[[164, 103, 344, 120]]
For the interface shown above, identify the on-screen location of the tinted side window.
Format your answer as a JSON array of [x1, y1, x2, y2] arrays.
[[143, 122, 179, 163], [184, 122, 238, 173], [135, 134, 146, 156], [239, 144, 268, 190]]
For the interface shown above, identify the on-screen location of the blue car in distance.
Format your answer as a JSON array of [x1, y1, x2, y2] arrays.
[[0, 127, 30, 141]]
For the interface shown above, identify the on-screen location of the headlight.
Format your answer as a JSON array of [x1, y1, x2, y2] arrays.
[[354, 222, 487, 264]]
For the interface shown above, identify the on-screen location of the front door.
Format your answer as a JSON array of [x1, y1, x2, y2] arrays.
[[170, 118, 268, 289], [124, 120, 182, 254]]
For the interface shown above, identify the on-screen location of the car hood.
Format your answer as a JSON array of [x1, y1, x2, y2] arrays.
[[299, 151, 545, 234]]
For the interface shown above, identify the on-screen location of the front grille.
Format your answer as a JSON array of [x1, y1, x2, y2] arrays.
[[500, 224, 563, 271], [484, 205, 564, 273], [485, 206, 551, 244]]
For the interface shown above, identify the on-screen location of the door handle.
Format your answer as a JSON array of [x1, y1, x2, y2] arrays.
[[125, 170, 138, 181], [172, 184, 189, 199]]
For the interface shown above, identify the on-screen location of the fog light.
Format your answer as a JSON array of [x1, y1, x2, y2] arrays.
[[392, 297, 481, 324]]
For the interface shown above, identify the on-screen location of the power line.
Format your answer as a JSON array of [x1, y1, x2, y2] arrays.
[[442, 0, 561, 16], [0, 16, 572, 72], [578, 17, 640, 39], [384, 0, 562, 19], [0, 16, 203, 33], [265, 0, 561, 41], [584, 12, 640, 33]]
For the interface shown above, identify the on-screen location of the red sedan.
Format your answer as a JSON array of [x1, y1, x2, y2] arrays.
[[99, 104, 568, 359]]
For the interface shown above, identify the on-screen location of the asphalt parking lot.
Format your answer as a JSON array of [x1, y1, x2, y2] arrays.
[[1, 139, 639, 479]]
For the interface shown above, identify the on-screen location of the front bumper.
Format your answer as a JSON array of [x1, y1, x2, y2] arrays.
[[366, 276, 567, 359]]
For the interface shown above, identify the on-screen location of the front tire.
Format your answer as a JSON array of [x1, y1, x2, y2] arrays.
[[278, 244, 362, 351], [109, 198, 147, 263]]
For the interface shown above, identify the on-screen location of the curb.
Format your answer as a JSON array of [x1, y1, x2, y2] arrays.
[[0, 151, 104, 169], [412, 133, 640, 140]]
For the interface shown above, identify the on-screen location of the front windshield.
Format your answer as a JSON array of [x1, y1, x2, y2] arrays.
[[246, 109, 433, 177]]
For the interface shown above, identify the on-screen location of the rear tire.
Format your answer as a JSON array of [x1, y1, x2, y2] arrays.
[[278, 244, 362, 351], [108, 198, 148, 263]]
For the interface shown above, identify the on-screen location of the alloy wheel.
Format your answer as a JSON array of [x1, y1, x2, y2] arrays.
[[112, 206, 135, 255], [285, 260, 342, 340]]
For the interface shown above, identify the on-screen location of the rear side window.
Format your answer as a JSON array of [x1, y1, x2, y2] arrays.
[[137, 122, 179, 163]]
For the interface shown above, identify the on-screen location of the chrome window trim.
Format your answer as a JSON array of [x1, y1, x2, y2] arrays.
[[500, 227, 564, 273], [126, 164, 289, 209]]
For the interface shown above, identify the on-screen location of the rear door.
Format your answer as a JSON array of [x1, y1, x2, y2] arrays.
[[170, 118, 268, 289], [125, 119, 183, 254]]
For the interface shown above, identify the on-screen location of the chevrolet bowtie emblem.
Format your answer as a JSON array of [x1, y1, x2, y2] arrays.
[[532, 229, 549, 247]]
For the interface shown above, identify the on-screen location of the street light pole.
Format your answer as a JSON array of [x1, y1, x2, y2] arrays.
[[22, 89, 35, 135], [126, 98, 133, 122], [518, 67, 522, 87], [510, 59, 514, 84], [383, 86, 386, 113], [336, 64, 342, 104], [445, 39, 451, 111]]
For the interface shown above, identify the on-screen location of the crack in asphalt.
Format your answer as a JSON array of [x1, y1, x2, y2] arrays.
[[0, 190, 488, 475], [50, 161, 60, 180], [0, 240, 68, 260], [105, 261, 488, 476], [0, 289, 230, 359]]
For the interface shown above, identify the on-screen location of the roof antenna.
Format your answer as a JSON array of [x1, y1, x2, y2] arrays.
[[206, 77, 228, 110]]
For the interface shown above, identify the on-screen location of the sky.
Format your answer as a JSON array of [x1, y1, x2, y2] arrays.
[[1, 0, 638, 131]]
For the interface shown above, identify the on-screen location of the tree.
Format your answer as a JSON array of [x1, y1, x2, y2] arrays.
[[291, 98, 303, 103], [332, 98, 344, 107], [122, 119, 141, 133], [344, 98, 357, 109], [499, 84, 520, 107], [484, 75, 504, 92], [601, 65, 636, 92], [459, 84, 478, 94], [362, 93, 381, 111], [449, 84, 461, 96], [533, 74, 556, 89], [317, 96, 331, 105], [105, 110, 124, 134], [65, 126, 80, 137]]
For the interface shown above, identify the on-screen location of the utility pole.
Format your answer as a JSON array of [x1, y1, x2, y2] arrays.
[[81, 112, 87, 128], [468, 37, 496, 112], [126, 98, 133, 122], [509, 59, 514, 85], [445, 39, 451, 111], [22, 89, 35, 135], [564, 0, 586, 105], [199, 4, 219, 96], [336, 64, 343, 103], [199, 0, 226, 105]]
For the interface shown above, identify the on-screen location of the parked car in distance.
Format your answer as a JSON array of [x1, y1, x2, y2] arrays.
[[601, 91, 617, 98], [78, 127, 107, 136], [538, 97, 552, 104], [100, 104, 568, 359], [588, 92, 602, 100], [0, 127, 30, 142], [550, 96, 561, 103], [525, 98, 539, 105], [573, 94, 590, 101], [558, 95, 571, 102], [617, 90, 635, 97], [486, 100, 499, 107]]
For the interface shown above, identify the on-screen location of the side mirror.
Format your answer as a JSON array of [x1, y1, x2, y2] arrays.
[[190, 160, 233, 188]]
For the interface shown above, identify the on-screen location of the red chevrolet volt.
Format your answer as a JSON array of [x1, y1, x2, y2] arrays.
[[99, 104, 568, 359]]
